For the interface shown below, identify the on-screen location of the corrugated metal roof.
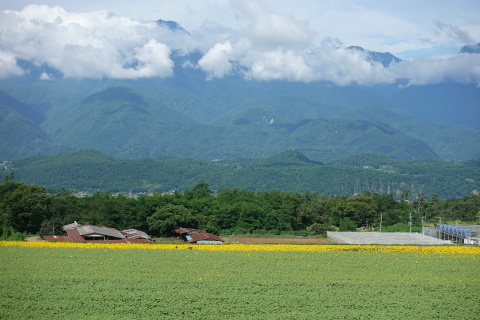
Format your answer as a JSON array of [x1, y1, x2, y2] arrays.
[[66, 228, 81, 237], [64, 223, 125, 239], [174, 227, 197, 234], [43, 235, 86, 242], [175, 227, 222, 243], [122, 229, 152, 240], [64, 225, 125, 239], [82, 225, 126, 239], [188, 233, 222, 242]]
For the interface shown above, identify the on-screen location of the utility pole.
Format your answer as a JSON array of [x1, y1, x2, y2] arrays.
[[435, 216, 442, 239], [379, 212, 383, 232], [409, 212, 412, 233]]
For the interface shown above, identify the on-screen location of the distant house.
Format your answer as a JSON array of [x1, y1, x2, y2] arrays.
[[122, 228, 153, 241], [43, 222, 153, 243], [63, 223, 126, 241], [174, 227, 223, 244]]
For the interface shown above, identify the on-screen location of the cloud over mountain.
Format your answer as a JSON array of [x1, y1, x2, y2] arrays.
[[0, 4, 479, 86], [0, 50, 24, 78], [198, 41, 234, 79], [0, 5, 177, 79]]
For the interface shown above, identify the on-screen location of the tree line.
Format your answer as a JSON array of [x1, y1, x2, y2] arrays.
[[1, 178, 479, 240]]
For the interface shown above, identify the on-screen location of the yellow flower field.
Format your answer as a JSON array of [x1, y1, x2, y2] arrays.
[[1, 240, 479, 254]]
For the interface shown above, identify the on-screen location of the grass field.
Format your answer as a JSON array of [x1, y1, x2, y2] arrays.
[[1, 242, 479, 319]]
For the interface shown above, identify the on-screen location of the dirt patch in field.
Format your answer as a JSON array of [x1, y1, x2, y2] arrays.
[[228, 236, 328, 244]]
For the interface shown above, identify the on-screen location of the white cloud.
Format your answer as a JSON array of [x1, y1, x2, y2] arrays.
[[107, 39, 173, 79], [434, 21, 473, 44], [0, 5, 176, 79], [306, 46, 394, 86], [393, 53, 480, 85], [39, 72, 52, 80], [0, 3, 479, 86], [242, 48, 314, 81], [198, 41, 234, 79], [0, 50, 24, 79]]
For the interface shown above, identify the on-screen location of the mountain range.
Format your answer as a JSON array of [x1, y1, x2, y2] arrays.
[[0, 21, 479, 163]]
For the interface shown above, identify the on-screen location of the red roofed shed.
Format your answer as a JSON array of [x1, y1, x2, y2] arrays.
[[174, 227, 223, 243]]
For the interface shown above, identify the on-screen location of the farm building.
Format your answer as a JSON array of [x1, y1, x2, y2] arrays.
[[174, 227, 223, 244], [122, 228, 153, 241], [43, 222, 153, 243]]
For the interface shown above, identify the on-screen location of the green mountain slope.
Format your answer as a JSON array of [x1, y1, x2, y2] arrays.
[[151, 117, 438, 162], [276, 118, 438, 161], [0, 91, 69, 159], [0, 84, 431, 162], [334, 105, 480, 160], [6, 150, 479, 199], [254, 149, 323, 167], [0, 77, 478, 162], [392, 83, 480, 130], [40, 87, 195, 158]]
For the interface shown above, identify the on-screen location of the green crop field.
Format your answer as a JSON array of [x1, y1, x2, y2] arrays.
[[1, 243, 479, 319]]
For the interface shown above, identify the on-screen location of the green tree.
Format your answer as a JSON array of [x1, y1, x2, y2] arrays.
[[307, 223, 328, 235], [373, 193, 399, 230], [295, 200, 329, 230], [184, 182, 213, 200], [338, 217, 357, 231], [0, 181, 50, 234], [147, 204, 195, 237], [329, 195, 378, 228]]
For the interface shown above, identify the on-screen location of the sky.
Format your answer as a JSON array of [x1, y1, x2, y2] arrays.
[[0, 0, 479, 85]]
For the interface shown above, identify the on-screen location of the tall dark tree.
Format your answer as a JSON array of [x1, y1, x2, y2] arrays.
[[0, 181, 50, 234]]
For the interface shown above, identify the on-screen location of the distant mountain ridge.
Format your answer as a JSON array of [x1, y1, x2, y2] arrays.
[[346, 46, 402, 67], [0, 23, 479, 162], [459, 43, 480, 54], [155, 19, 190, 35]]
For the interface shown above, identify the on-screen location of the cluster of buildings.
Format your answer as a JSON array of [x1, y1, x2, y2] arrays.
[[43, 222, 153, 243], [43, 222, 224, 244]]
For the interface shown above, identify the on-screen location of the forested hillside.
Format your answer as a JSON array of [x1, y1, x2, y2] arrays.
[[3, 150, 479, 199], [1, 178, 479, 240]]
